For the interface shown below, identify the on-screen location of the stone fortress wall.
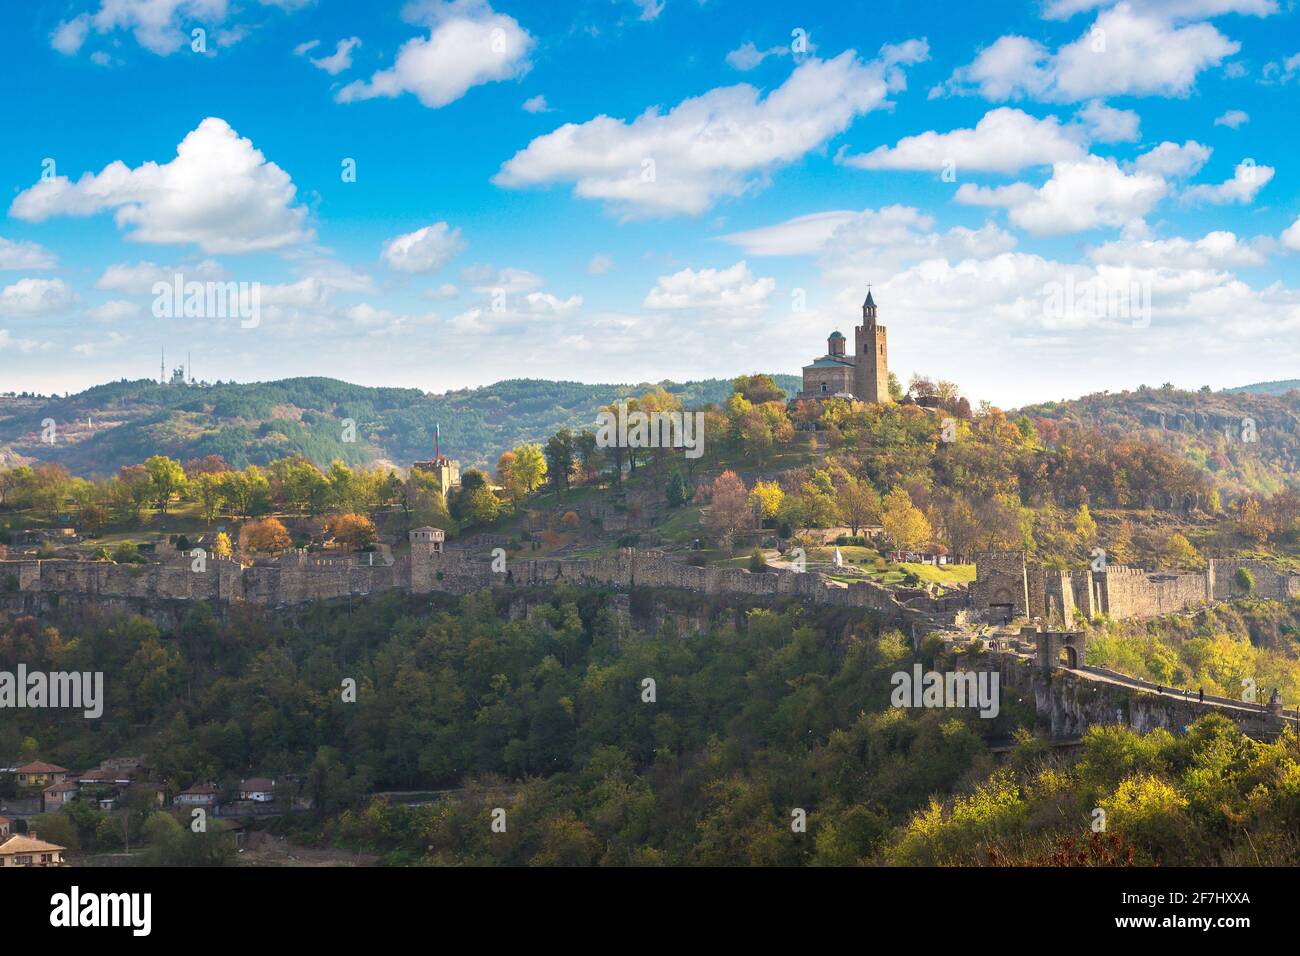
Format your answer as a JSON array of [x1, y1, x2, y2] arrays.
[[2, 537, 1297, 625], [971, 551, 1300, 623], [0, 534, 957, 627]]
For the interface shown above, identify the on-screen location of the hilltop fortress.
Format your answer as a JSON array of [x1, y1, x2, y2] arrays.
[[3, 530, 1298, 628]]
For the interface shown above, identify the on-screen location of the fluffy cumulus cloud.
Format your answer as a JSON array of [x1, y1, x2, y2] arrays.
[[1130, 140, 1212, 178], [445, 270, 583, 334], [937, 5, 1240, 102], [381, 222, 466, 274], [0, 278, 75, 316], [0, 237, 58, 271], [842, 107, 1087, 174], [643, 261, 775, 310], [1087, 230, 1266, 268], [1283, 217, 1300, 252], [9, 118, 312, 254], [1075, 100, 1141, 142], [956, 156, 1167, 234], [495, 44, 928, 217], [337, 0, 533, 108], [1182, 160, 1275, 204], [50, 0, 307, 57]]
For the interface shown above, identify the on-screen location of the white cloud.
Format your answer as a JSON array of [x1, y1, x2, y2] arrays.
[[522, 94, 552, 113], [464, 265, 544, 293], [1043, 0, 1278, 19], [725, 41, 789, 71], [1261, 51, 1300, 84], [587, 254, 614, 274], [1087, 230, 1266, 268], [0, 237, 58, 271], [1130, 139, 1212, 178], [1283, 217, 1300, 252], [88, 300, 145, 322], [1075, 99, 1141, 142], [1182, 159, 1275, 204], [0, 329, 46, 354], [842, 107, 1086, 174], [260, 277, 330, 309], [381, 223, 466, 274], [347, 302, 439, 336], [311, 37, 361, 75], [293, 39, 321, 56], [938, 5, 1239, 102], [1214, 109, 1249, 128], [643, 261, 775, 310], [10, 118, 312, 254], [96, 259, 227, 294], [0, 278, 75, 316], [50, 0, 306, 57], [423, 282, 460, 300], [51, 14, 92, 55], [957, 156, 1167, 234], [718, 210, 861, 256], [337, 0, 533, 109], [521, 291, 583, 315], [632, 0, 665, 21], [495, 45, 929, 217], [718, 207, 1019, 278]]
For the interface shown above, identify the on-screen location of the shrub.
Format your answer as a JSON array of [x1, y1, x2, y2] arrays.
[[1234, 567, 1255, 594]]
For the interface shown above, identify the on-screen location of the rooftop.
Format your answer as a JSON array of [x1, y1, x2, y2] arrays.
[[16, 761, 67, 774], [0, 833, 66, 855]]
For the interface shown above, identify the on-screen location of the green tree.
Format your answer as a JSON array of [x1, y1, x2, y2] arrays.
[[545, 430, 576, 493], [144, 456, 187, 513], [666, 470, 691, 508]]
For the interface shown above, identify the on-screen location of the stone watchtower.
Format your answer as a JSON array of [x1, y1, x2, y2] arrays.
[[409, 526, 446, 593], [853, 289, 890, 404]]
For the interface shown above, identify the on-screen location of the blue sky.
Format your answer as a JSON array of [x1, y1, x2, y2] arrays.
[[1, 0, 1298, 406]]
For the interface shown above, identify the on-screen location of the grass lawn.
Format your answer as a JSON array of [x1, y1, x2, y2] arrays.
[[658, 506, 703, 544], [900, 562, 976, 585]]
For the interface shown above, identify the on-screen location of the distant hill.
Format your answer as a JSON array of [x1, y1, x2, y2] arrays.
[[1016, 385, 1300, 497], [1224, 380, 1300, 396], [0, 374, 802, 477]]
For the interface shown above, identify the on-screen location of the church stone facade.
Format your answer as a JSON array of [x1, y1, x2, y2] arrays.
[[798, 290, 890, 404]]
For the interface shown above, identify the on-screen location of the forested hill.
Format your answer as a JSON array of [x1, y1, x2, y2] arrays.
[[0, 374, 802, 476], [1016, 383, 1300, 497], [1224, 380, 1300, 396]]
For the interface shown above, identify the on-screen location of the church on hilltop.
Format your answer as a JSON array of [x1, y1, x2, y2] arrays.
[[797, 289, 891, 404]]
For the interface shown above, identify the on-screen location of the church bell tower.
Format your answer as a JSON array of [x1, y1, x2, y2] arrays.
[[853, 288, 890, 404]]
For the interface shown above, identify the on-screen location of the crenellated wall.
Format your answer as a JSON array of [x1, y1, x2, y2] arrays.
[[972, 552, 1299, 623], [0, 547, 945, 627]]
